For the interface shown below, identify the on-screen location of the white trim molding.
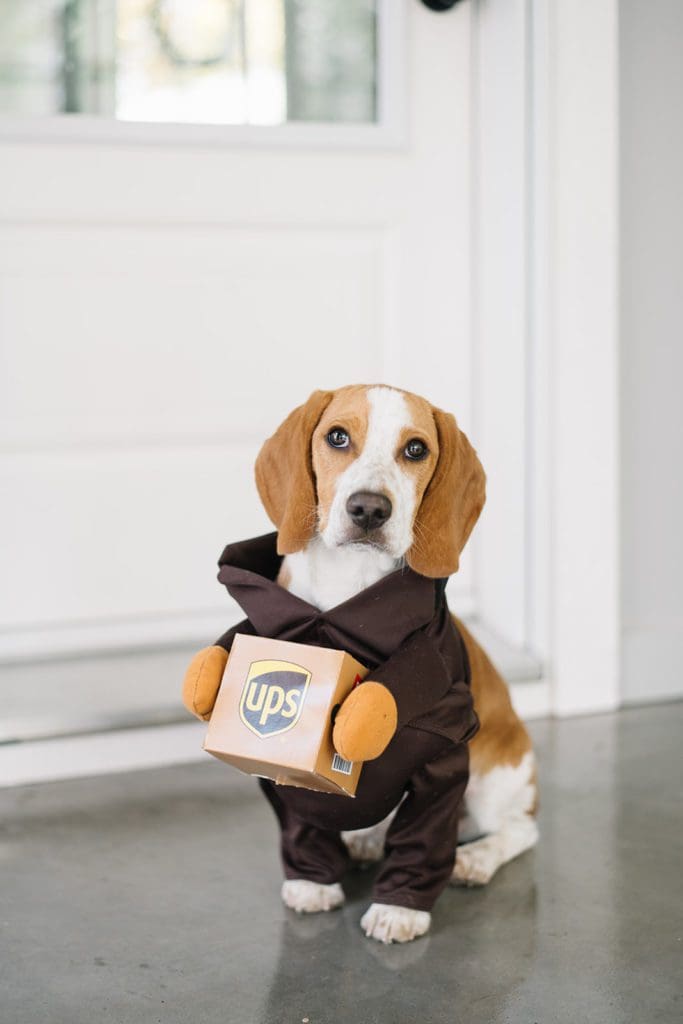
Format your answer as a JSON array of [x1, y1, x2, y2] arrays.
[[0, 117, 407, 152], [0, 722, 207, 789], [540, 0, 620, 715]]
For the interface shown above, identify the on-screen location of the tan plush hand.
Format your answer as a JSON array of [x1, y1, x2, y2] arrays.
[[332, 682, 398, 763], [182, 646, 229, 721]]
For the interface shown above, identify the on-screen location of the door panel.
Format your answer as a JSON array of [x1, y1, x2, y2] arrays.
[[0, 224, 385, 446]]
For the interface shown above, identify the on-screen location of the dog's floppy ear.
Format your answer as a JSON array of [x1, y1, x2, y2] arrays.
[[407, 408, 486, 578], [255, 389, 334, 554]]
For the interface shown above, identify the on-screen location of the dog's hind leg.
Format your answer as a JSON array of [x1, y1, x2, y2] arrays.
[[342, 810, 395, 865], [452, 750, 538, 887], [452, 813, 538, 886]]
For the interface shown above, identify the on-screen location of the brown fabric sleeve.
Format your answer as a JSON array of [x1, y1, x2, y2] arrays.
[[370, 741, 470, 912], [213, 618, 257, 653], [367, 630, 455, 731]]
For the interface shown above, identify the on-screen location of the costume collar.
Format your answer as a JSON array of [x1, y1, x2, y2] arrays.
[[217, 532, 442, 661]]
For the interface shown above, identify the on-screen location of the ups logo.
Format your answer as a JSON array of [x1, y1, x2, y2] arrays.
[[239, 659, 311, 738]]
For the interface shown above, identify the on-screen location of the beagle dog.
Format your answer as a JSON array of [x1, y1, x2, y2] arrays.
[[185, 384, 538, 943]]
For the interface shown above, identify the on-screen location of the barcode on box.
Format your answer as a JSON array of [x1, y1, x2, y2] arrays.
[[331, 753, 353, 776]]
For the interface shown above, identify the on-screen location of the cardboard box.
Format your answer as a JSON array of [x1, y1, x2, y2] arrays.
[[204, 633, 368, 796]]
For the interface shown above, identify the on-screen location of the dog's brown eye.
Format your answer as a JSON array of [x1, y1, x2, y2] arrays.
[[326, 428, 350, 449], [404, 438, 428, 461]]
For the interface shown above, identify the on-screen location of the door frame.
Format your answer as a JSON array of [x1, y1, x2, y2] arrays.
[[474, 0, 620, 716]]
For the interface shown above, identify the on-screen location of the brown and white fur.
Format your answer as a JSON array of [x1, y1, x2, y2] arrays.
[[259, 385, 538, 943]]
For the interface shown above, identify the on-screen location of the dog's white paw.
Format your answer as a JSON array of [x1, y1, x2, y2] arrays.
[[281, 879, 345, 914], [342, 827, 385, 864], [452, 844, 496, 887], [360, 903, 431, 944]]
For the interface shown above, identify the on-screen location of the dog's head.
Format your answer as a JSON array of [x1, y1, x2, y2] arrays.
[[255, 385, 485, 578]]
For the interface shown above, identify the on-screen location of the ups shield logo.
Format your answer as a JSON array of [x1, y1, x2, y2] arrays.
[[239, 659, 311, 738]]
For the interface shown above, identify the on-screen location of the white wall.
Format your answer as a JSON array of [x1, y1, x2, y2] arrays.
[[620, 0, 683, 703]]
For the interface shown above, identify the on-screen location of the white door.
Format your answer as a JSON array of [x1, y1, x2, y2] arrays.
[[2, 1, 508, 740]]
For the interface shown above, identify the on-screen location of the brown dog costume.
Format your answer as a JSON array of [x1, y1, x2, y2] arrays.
[[212, 532, 478, 911]]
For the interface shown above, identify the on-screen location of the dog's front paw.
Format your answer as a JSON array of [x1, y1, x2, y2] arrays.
[[360, 903, 431, 944], [281, 880, 345, 914]]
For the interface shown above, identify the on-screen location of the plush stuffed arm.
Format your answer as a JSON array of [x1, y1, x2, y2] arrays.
[[332, 682, 398, 762], [182, 646, 229, 721], [181, 619, 255, 721]]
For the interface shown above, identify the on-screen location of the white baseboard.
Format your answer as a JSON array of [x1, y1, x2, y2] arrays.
[[509, 679, 551, 719], [0, 721, 207, 788], [621, 625, 683, 705]]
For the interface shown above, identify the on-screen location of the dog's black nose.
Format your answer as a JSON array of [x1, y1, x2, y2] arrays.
[[346, 491, 392, 531]]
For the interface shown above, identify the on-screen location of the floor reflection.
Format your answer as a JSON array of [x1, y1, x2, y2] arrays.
[[259, 860, 538, 1024]]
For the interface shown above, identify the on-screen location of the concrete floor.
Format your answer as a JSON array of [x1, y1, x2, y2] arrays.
[[1, 704, 681, 1024]]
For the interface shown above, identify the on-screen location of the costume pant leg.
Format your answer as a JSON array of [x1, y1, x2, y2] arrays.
[[259, 780, 351, 885], [371, 741, 469, 912]]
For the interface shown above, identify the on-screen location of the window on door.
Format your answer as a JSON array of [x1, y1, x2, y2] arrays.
[[0, 0, 377, 125]]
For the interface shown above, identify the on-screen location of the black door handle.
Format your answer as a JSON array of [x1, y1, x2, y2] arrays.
[[419, 0, 465, 10]]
